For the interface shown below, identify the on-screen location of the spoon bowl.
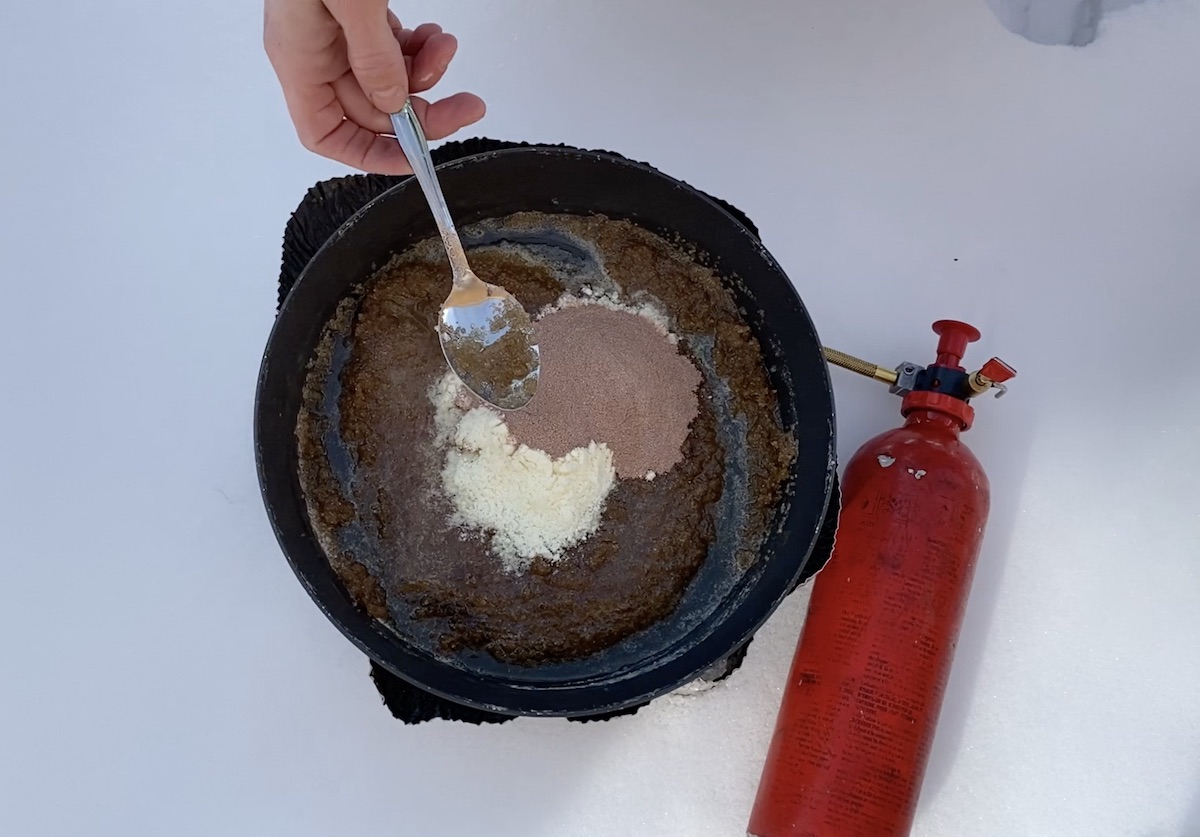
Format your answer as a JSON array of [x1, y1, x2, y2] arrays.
[[439, 280, 540, 410], [390, 102, 540, 410]]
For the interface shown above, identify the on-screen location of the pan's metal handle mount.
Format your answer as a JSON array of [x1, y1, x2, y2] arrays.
[[822, 348, 922, 397]]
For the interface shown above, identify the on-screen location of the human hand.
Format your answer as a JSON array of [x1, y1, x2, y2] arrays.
[[264, 0, 485, 174]]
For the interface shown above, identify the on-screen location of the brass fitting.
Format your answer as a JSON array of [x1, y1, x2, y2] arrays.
[[966, 358, 1017, 398], [822, 347, 899, 386]]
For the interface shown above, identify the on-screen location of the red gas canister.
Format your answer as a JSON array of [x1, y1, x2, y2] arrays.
[[747, 320, 1016, 837]]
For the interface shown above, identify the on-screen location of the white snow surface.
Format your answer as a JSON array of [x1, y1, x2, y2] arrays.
[[1, 1, 1198, 835], [988, 0, 1149, 45]]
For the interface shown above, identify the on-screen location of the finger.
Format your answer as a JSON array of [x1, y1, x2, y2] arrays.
[[401, 22, 444, 55], [283, 81, 350, 154], [408, 93, 486, 141], [332, 71, 393, 134], [323, 120, 416, 174], [327, 0, 409, 114], [282, 81, 411, 174], [387, 13, 411, 59], [409, 32, 458, 93]]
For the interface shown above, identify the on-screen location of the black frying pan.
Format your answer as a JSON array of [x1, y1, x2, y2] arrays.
[[255, 147, 837, 717]]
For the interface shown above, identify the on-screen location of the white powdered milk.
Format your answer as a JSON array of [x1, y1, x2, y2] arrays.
[[430, 372, 616, 571], [548, 289, 677, 343]]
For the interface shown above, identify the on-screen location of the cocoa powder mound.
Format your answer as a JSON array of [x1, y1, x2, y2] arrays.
[[505, 303, 701, 479]]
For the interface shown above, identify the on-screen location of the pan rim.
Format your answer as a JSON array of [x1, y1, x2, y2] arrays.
[[254, 146, 837, 717]]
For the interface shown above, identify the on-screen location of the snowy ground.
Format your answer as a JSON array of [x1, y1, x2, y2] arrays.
[[1, 1, 1197, 835], [989, 0, 1148, 45]]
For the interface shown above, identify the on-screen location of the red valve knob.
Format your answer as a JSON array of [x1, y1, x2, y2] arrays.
[[979, 357, 1017, 384], [931, 320, 981, 369]]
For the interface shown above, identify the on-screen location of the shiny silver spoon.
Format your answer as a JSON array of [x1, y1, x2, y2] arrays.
[[389, 102, 540, 411]]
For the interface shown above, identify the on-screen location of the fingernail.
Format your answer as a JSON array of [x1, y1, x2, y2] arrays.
[[377, 84, 407, 101]]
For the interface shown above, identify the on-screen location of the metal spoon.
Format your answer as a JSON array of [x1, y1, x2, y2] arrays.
[[389, 101, 540, 411]]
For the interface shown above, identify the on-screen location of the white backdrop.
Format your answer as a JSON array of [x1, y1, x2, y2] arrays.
[[1, 0, 1198, 835]]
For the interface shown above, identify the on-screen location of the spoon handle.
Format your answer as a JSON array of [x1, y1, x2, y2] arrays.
[[389, 102, 474, 285]]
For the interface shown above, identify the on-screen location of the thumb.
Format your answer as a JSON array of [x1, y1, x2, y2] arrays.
[[327, 0, 409, 114]]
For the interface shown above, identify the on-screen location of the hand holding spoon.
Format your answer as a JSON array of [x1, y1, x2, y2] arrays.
[[389, 102, 540, 411]]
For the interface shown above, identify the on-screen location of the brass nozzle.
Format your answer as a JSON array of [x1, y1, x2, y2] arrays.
[[823, 347, 899, 386], [967, 371, 993, 396]]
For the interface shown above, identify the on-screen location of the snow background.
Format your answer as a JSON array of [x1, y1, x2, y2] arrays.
[[1, 0, 1197, 834]]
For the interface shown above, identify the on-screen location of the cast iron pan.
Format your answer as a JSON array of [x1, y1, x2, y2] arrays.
[[255, 146, 837, 717]]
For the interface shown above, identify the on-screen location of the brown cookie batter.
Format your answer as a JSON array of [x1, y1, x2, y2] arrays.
[[296, 212, 795, 666]]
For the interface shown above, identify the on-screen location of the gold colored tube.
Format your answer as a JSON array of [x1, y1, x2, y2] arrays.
[[823, 347, 898, 386]]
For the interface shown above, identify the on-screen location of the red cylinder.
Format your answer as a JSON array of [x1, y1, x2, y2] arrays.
[[747, 406, 990, 837]]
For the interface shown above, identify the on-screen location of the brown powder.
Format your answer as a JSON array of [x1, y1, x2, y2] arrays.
[[504, 304, 701, 480]]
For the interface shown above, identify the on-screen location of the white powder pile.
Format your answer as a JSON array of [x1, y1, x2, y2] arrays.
[[431, 372, 616, 571], [428, 294, 693, 572]]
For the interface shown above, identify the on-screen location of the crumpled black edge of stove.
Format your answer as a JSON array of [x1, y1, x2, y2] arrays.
[[275, 137, 840, 725]]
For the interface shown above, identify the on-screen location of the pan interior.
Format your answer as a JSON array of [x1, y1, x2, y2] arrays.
[[298, 212, 796, 685]]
